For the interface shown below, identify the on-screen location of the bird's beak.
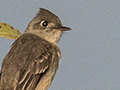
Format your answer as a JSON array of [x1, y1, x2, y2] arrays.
[[56, 26, 71, 31]]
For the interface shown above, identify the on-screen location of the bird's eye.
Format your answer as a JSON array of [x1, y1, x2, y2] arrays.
[[40, 20, 48, 27]]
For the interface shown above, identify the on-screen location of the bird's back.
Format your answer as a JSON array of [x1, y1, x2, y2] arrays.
[[0, 33, 61, 90]]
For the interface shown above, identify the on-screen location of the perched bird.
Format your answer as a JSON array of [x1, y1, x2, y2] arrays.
[[0, 8, 71, 90]]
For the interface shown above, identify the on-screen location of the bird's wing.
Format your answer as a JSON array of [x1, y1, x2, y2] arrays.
[[1, 34, 55, 90]]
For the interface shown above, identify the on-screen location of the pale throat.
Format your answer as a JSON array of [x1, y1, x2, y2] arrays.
[[44, 30, 62, 44]]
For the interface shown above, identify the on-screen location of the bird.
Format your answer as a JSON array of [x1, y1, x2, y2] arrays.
[[0, 8, 71, 90]]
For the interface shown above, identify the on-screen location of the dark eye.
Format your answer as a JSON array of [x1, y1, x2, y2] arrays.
[[40, 20, 48, 27]]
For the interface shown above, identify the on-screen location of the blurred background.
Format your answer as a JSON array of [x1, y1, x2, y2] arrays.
[[0, 0, 120, 90]]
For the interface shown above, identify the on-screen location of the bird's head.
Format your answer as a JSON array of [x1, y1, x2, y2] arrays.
[[24, 8, 71, 44]]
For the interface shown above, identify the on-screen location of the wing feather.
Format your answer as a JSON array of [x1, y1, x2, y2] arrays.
[[1, 33, 55, 90]]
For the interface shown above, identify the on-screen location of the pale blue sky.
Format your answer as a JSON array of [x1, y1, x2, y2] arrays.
[[0, 0, 120, 90]]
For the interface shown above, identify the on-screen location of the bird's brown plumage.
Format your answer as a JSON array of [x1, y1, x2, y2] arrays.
[[0, 33, 61, 90], [0, 8, 70, 90]]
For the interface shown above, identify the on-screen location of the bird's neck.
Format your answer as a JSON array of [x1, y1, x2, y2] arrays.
[[24, 29, 62, 45]]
